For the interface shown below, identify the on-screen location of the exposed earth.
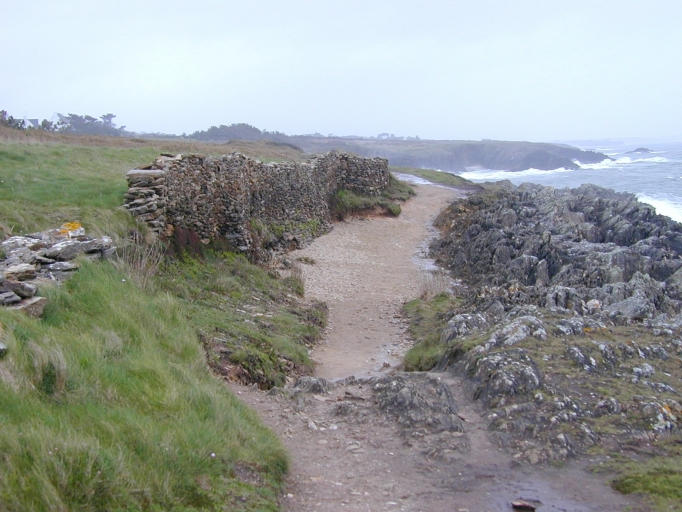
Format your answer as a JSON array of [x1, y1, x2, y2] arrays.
[[230, 184, 646, 511]]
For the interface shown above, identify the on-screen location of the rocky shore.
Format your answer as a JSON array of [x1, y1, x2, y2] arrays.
[[421, 182, 681, 464]]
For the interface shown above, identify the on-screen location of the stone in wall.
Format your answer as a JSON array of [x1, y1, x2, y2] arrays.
[[124, 151, 389, 260]]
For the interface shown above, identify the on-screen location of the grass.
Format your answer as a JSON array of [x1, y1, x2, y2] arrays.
[[0, 143, 157, 238], [0, 261, 288, 511], [330, 174, 414, 219], [402, 293, 461, 371], [0, 136, 303, 238], [390, 166, 476, 188], [592, 438, 682, 512], [0, 131, 327, 510], [156, 251, 326, 389]]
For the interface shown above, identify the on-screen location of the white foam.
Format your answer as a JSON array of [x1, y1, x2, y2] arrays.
[[459, 167, 574, 182], [575, 156, 670, 170], [637, 194, 682, 223], [393, 172, 432, 185], [633, 156, 670, 163]]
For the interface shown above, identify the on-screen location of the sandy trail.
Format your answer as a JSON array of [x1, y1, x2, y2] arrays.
[[292, 184, 459, 378], [231, 184, 643, 512]]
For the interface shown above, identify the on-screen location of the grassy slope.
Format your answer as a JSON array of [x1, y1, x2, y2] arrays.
[[0, 263, 287, 511], [0, 132, 320, 510], [390, 166, 475, 188], [330, 174, 415, 219]]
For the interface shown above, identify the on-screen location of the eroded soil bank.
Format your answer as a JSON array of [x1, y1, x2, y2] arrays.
[[231, 184, 644, 512]]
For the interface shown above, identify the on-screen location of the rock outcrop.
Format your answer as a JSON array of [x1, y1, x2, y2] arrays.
[[433, 183, 682, 322], [125, 151, 389, 260], [422, 183, 682, 464]]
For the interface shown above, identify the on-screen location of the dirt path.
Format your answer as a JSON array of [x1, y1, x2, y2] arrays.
[[293, 184, 459, 378], [231, 184, 643, 512]]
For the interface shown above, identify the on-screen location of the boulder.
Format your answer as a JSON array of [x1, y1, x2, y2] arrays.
[[469, 348, 543, 405], [46, 261, 79, 272]]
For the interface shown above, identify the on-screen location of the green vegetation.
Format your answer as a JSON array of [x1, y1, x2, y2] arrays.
[[383, 173, 416, 200], [390, 166, 475, 188], [249, 218, 325, 251], [330, 174, 414, 219], [0, 261, 289, 511], [0, 134, 326, 510], [0, 142, 158, 238], [156, 251, 326, 389], [402, 293, 461, 371], [613, 466, 682, 511], [591, 438, 682, 512], [0, 138, 303, 239]]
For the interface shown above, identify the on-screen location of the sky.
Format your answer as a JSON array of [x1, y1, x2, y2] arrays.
[[2, 0, 682, 141]]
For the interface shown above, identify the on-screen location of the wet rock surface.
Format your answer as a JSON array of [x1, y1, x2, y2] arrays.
[[422, 182, 681, 464]]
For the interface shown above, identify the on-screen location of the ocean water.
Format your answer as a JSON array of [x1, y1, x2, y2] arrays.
[[455, 141, 682, 223]]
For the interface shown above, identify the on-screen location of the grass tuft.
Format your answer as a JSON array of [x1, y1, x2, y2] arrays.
[[403, 293, 461, 371], [330, 174, 413, 220]]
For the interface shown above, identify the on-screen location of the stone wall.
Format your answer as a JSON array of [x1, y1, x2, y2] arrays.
[[124, 151, 389, 259]]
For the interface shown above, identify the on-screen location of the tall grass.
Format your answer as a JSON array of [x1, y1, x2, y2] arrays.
[[0, 142, 158, 238], [0, 262, 287, 511]]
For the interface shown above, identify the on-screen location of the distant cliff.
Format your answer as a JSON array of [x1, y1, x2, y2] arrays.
[[186, 124, 608, 172], [287, 137, 608, 172]]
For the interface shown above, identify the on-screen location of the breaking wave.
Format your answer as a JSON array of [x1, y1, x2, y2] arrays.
[[458, 167, 574, 182], [576, 156, 670, 170], [637, 194, 682, 223]]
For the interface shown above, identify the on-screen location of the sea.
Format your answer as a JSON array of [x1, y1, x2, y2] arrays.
[[455, 140, 682, 223]]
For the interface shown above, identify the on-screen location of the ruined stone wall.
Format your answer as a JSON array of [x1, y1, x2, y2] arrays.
[[124, 151, 389, 258]]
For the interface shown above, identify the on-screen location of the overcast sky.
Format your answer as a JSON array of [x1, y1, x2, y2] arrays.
[[2, 0, 681, 141]]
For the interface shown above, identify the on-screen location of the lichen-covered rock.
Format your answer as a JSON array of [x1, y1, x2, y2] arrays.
[[484, 315, 546, 350], [419, 182, 682, 464], [432, 183, 682, 320], [440, 313, 488, 343], [372, 374, 463, 433], [466, 348, 542, 405], [0, 227, 114, 313]]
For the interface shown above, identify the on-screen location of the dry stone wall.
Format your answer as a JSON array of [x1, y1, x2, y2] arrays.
[[125, 151, 389, 259]]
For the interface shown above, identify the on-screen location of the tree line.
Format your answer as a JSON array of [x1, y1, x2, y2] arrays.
[[0, 109, 128, 136]]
